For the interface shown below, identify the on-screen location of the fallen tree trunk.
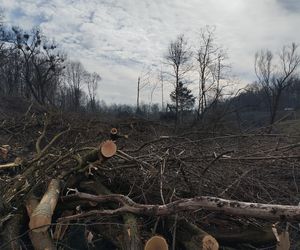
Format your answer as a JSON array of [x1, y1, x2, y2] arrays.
[[29, 179, 60, 232], [60, 193, 300, 221], [212, 226, 276, 246], [26, 196, 56, 250], [167, 218, 219, 250]]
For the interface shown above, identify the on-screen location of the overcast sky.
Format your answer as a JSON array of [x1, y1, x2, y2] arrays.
[[1, 0, 300, 104]]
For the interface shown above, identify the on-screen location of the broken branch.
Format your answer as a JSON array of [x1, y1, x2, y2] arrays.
[[60, 192, 300, 221]]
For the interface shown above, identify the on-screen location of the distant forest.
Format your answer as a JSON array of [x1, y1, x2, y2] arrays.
[[1, 14, 300, 129]]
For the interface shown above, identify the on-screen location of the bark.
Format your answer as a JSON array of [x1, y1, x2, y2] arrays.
[[60, 193, 300, 221], [122, 213, 142, 250], [212, 226, 276, 246], [29, 179, 60, 232], [62, 140, 116, 177], [167, 218, 219, 250], [26, 196, 56, 250]]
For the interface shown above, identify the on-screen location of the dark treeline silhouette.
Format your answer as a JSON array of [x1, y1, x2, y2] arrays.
[[227, 78, 300, 129], [230, 79, 300, 112]]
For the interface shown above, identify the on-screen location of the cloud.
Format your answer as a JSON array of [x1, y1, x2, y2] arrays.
[[2, 0, 300, 104]]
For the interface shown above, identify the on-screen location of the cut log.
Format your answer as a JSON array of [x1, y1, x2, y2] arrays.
[[110, 128, 128, 140], [100, 140, 117, 158], [167, 218, 219, 250], [29, 179, 60, 232], [212, 226, 276, 245], [110, 128, 118, 141], [144, 235, 168, 250], [26, 196, 55, 250]]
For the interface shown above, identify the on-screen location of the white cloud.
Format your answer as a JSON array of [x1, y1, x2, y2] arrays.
[[2, 0, 300, 104]]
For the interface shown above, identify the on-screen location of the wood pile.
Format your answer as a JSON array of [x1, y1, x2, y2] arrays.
[[1, 106, 300, 249]]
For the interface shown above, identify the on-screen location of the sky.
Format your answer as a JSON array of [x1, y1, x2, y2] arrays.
[[1, 0, 300, 104]]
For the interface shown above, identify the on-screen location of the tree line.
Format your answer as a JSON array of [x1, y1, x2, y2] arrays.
[[1, 15, 299, 129], [163, 27, 229, 127], [163, 29, 300, 130], [0, 24, 101, 112]]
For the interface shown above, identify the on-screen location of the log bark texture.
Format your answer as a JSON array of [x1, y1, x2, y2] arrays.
[[60, 193, 300, 221], [167, 218, 219, 250], [26, 196, 56, 250], [29, 179, 60, 232], [212, 226, 276, 246]]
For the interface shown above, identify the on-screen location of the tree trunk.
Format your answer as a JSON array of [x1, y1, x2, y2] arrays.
[[29, 179, 60, 232], [175, 66, 179, 128], [212, 226, 276, 246], [168, 218, 219, 250], [137, 76, 140, 112], [60, 193, 300, 221], [26, 196, 56, 250], [268, 88, 282, 133]]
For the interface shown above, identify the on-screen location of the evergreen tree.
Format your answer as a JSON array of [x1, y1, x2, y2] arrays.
[[170, 81, 195, 112]]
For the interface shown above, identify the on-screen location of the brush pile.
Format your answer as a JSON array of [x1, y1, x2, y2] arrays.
[[1, 101, 300, 249]]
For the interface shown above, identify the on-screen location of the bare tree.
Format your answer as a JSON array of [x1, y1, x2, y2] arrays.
[[0, 21, 104, 112], [255, 43, 300, 130], [12, 27, 65, 105], [136, 69, 151, 113], [65, 61, 86, 111], [148, 79, 158, 116], [210, 49, 228, 107], [195, 26, 227, 120], [165, 34, 192, 126], [86, 72, 101, 111], [158, 67, 165, 111]]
